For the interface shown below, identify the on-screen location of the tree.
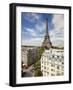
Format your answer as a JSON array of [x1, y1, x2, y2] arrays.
[[33, 47, 44, 76], [34, 69, 43, 76]]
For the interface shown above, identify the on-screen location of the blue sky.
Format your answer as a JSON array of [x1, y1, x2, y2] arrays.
[[21, 12, 64, 47]]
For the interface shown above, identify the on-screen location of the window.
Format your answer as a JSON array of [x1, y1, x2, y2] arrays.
[[56, 71, 60, 76], [44, 66, 46, 69], [51, 64, 55, 67], [62, 72, 64, 75], [57, 56, 59, 59], [51, 73, 55, 76], [61, 66, 64, 70], [57, 66, 60, 69], [47, 72, 49, 75], [62, 56, 64, 58], [59, 59, 61, 62], [42, 61, 43, 64], [52, 55, 54, 58], [62, 62, 64, 64], [51, 69, 55, 72]]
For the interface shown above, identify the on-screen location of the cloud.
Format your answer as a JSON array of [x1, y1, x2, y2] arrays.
[[49, 29, 64, 47], [31, 13, 40, 20], [35, 20, 46, 34], [52, 14, 64, 30], [24, 13, 40, 23], [49, 14, 64, 47], [23, 21, 46, 38], [26, 28, 37, 37]]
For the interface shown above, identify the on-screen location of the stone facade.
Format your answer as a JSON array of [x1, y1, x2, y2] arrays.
[[41, 49, 64, 76]]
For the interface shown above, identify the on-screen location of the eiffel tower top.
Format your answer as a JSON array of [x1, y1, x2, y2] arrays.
[[42, 18, 52, 49], [45, 18, 49, 36]]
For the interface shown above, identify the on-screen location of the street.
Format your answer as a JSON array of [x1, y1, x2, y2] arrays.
[[22, 65, 34, 77]]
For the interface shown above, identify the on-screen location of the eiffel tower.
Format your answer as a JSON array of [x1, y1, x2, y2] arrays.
[[42, 18, 52, 49]]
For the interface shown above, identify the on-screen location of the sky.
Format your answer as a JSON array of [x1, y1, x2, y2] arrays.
[[21, 12, 64, 47]]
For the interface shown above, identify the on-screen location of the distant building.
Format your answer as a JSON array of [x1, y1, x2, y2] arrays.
[[21, 47, 28, 66], [21, 46, 39, 67], [27, 48, 39, 66]]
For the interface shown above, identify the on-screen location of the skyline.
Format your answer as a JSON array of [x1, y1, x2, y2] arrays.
[[21, 12, 64, 47]]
